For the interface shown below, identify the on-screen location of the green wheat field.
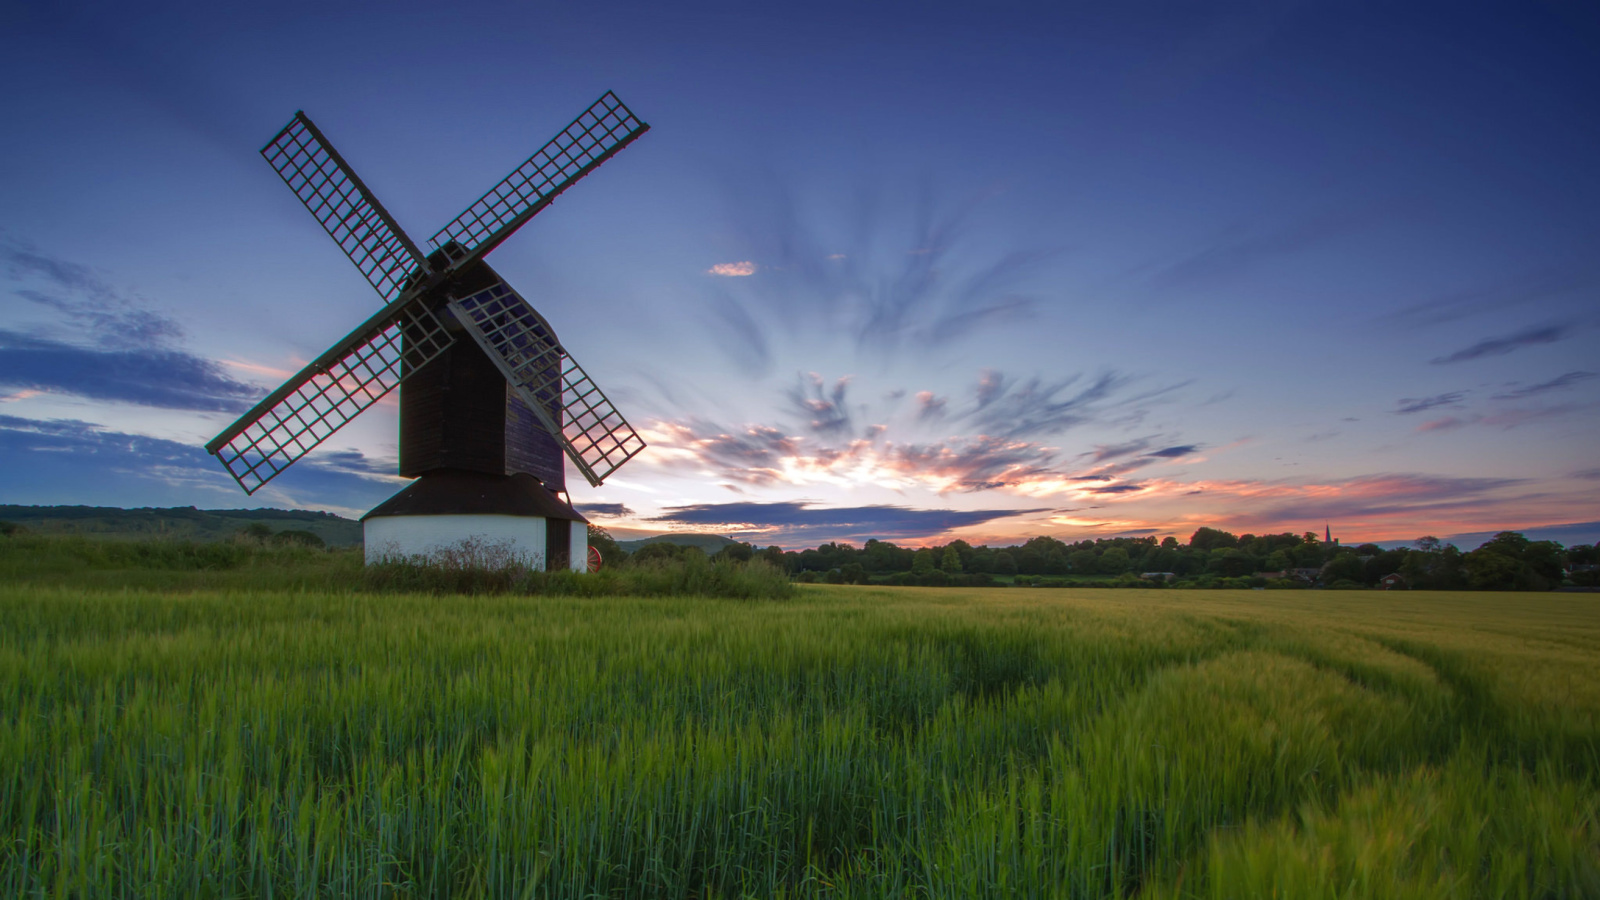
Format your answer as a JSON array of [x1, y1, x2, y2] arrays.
[[1, 538, 1597, 897]]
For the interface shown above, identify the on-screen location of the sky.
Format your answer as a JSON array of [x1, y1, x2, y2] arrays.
[[2, 0, 1598, 549]]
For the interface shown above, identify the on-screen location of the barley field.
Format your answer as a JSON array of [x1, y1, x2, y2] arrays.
[[1, 542, 1596, 897]]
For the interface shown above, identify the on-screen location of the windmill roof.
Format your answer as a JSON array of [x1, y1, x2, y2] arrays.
[[362, 470, 587, 523]]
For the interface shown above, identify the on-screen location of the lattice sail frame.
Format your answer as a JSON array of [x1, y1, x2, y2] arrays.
[[206, 302, 454, 494], [262, 113, 428, 303], [211, 93, 650, 494], [448, 283, 647, 487], [430, 92, 649, 261]]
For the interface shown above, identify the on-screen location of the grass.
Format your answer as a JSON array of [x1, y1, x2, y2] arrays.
[[0, 538, 1596, 897]]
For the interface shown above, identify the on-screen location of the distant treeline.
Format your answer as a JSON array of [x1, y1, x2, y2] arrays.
[[593, 527, 1600, 591], [0, 505, 363, 546]]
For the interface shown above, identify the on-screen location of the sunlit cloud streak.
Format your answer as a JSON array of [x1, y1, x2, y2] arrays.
[[1130, 472, 1532, 531], [706, 261, 756, 277], [648, 500, 1048, 546]]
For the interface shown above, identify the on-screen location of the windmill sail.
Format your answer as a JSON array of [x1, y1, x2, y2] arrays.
[[210, 95, 650, 497], [206, 300, 455, 494], [448, 282, 646, 487], [262, 112, 430, 303], [429, 92, 649, 263]]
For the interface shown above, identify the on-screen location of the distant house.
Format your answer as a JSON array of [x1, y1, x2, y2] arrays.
[[1291, 568, 1322, 582], [1378, 573, 1406, 590], [1258, 570, 1288, 580], [1140, 572, 1176, 581]]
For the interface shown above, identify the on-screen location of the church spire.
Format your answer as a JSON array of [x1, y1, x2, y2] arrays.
[[1325, 523, 1332, 544]]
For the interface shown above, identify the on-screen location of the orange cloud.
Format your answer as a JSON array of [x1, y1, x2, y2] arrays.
[[707, 261, 757, 277]]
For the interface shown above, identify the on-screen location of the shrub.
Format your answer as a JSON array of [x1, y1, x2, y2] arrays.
[[365, 545, 794, 600], [271, 529, 325, 549]]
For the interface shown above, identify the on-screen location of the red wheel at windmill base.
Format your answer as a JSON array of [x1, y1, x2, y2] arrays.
[[587, 545, 604, 572]]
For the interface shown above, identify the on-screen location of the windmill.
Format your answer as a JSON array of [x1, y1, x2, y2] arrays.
[[206, 92, 650, 570]]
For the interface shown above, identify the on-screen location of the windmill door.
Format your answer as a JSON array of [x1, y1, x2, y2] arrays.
[[546, 518, 571, 571]]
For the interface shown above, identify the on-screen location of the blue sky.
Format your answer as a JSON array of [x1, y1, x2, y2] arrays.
[[2, 0, 1597, 547]]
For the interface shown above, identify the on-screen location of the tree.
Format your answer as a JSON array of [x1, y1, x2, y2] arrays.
[[1068, 548, 1098, 573], [587, 525, 626, 567], [1321, 554, 1365, 584], [912, 548, 937, 574], [1400, 541, 1464, 590], [1361, 548, 1407, 585], [1207, 548, 1256, 578], [1464, 548, 1524, 590], [1189, 527, 1238, 551], [1460, 531, 1562, 590], [946, 539, 974, 569], [714, 541, 754, 563], [940, 545, 963, 574], [630, 542, 671, 564], [993, 551, 1018, 576], [761, 545, 788, 570], [1098, 546, 1131, 575]]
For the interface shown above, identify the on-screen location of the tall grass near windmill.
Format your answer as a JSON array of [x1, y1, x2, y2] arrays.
[[0, 540, 1596, 897]]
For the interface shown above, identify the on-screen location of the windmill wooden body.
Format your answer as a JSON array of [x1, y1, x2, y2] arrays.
[[206, 93, 650, 569]]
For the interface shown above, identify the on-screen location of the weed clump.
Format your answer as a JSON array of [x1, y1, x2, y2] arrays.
[[365, 537, 793, 599]]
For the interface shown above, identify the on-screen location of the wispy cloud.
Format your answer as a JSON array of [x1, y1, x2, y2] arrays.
[[698, 179, 1060, 371], [1429, 324, 1571, 365], [1382, 266, 1597, 330], [1090, 483, 1145, 494], [0, 414, 396, 512], [1, 238, 259, 412], [1491, 371, 1596, 400], [0, 331, 259, 412], [1089, 438, 1150, 461], [1150, 210, 1370, 291], [787, 372, 854, 435], [964, 369, 1189, 440], [707, 261, 757, 277], [1395, 391, 1467, 414], [914, 390, 947, 420]]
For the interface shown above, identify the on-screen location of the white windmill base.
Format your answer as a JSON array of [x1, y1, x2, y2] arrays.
[[361, 471, 588, 571]]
